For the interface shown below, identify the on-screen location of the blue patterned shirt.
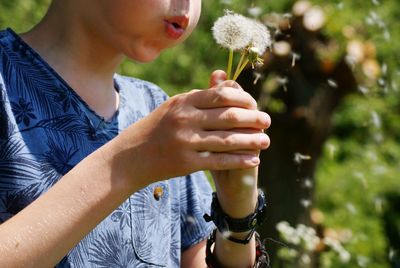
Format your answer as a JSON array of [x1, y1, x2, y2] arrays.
[[0, 28, 214, 267]]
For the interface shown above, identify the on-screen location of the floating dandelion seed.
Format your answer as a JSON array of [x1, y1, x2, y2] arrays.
[[242, 175, 256, 187], [212, 11, 271, 80], [186, 216, 196, 224], [302, 178, 313, 189], [374, 197, 383, 213], [358, 85, 369, 95], [291, 52, 301, 67], [199, 151, 211, 158], [389, 248, 399, 262], [327, 143, 337, 159], [370, 111, 381, 128], [357, 256, 370, 268], [248, 6, 263, 18], [345, 203, 357, 214], [294, 152, 312, 164], [221, 230, 233, 239], [327, 79, 338, 88], [300, 199, 312, 208], [219, 0, 232, 5], [381, 63, 387, 75], [253, 72, 263, 85]]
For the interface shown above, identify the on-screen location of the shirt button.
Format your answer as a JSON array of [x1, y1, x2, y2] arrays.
[[153, 186, 163, 201]]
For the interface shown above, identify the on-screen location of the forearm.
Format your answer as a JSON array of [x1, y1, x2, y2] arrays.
[[214, 168, 259, 268], [0, 137, 141, 267]]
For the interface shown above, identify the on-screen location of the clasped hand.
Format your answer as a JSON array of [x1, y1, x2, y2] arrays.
[[119, 71, 271, 198]]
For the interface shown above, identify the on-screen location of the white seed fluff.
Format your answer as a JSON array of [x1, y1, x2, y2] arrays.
[[248, 19, 271, 55], [212, 12, 252, 51]]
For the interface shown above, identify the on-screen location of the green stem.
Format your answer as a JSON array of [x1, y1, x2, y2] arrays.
[[232, 58, 249, 81], [233, 51, 246, 81], [227, 49, 234, 80]]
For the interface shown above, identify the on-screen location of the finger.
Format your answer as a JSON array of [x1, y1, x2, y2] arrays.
[[196, 151, 260, 170], [200, 107, 270, 130], [209, 70, 227, 88], [187, 87, 257, 110], [193, 131, 270, 152], [213, 79, 242, 90]]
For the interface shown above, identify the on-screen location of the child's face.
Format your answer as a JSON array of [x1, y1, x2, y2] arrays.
[[87, 0, 202, 62]]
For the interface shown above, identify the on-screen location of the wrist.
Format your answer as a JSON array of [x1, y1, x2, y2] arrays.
[[214, 168, 259, 218], [216, 186, 258, 218]]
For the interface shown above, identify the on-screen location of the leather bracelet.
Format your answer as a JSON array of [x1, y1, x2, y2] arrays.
[[205, 229, 270, 268], [203, 189, 267, 244]]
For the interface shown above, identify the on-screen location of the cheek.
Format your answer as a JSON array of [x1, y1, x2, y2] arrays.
[[183, 0, 202, 38]]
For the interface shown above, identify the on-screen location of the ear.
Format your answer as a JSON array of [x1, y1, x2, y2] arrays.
[[209, 70, 227, 88]]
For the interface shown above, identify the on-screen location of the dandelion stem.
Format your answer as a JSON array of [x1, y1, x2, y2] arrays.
[[233, 51, 247, 81], [227, 49, 234, 80], [233, 58, 249, 81]]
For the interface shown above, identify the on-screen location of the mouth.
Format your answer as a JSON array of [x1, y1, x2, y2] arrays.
[[164, 15, 189, 40]]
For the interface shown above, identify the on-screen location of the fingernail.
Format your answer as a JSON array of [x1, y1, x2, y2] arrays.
[[246, 155, 260, 165], [251, 156, 260, 165], [260, 134, 268, 147], [216, 79, 224, 85]]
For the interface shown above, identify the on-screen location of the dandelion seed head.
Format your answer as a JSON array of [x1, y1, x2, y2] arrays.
[[248, 19, 271, 55], [212, 11, 271, 55], [212, 12, 252, 51]]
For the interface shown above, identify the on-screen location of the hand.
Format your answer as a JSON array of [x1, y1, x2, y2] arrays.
[[208, 70, 271, 217], [114, 71, 270, 189]]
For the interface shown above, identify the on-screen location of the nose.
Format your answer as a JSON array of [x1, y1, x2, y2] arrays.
[[170, 0, 190, 15]]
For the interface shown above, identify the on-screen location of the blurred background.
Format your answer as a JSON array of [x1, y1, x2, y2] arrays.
[[1, 0, 399, 267]]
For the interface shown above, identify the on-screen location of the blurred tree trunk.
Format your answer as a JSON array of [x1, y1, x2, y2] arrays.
[[238, 15, 358, 267]]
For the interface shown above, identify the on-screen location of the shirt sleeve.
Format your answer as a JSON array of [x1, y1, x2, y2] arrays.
[[180, 171, 215, 251]]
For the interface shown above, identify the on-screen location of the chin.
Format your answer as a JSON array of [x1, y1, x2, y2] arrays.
[[126, 44, 165, 63]]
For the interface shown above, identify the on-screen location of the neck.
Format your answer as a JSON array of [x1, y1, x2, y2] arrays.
[[20, 2, 124, 120]]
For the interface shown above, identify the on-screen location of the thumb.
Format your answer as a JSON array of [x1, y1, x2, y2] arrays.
[[209, 70, 227, 88]]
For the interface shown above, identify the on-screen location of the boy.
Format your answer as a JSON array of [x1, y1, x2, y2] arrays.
[[0, 0, 271, 267]]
